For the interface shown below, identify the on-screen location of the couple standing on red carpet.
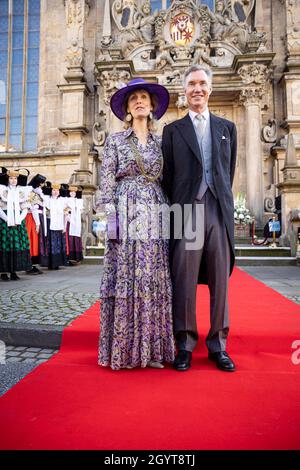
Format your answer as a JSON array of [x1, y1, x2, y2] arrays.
[[97, 65, 237, 373]]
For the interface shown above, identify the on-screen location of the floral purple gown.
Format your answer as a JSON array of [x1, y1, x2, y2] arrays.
[[98, 128, 175, 370]]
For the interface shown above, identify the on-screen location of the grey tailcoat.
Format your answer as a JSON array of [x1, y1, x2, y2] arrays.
[[161, 112, 237, 284]]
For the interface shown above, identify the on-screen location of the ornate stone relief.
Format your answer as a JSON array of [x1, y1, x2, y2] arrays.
[[159, 69, 183, 86], [92, 119, 106, 147], [107, 0, 261, 70], [238, 63, 271, 85], [209, 0, 249, 51], [264, 186, 276, 212], [239, 63, 272, 106], [64, 0, 90, 69], [285, 0, 300, 58], [98, 69, 131, 105], [113, 0, 158, 56], [262, 119, 278, 143]]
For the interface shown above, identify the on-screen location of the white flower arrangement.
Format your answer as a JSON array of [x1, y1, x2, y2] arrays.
[[234, 193, 254, 226]]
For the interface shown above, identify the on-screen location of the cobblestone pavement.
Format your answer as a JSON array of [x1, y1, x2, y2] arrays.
[[4, 345, 59, 364], [0, 290, 99, 326], [0, 345, 58, 397]]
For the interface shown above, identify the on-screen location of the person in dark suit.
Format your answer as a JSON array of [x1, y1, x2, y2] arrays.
[[162, 65, 237, 372]]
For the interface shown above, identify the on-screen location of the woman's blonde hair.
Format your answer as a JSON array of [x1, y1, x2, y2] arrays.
[[123, 91, 158, 132]]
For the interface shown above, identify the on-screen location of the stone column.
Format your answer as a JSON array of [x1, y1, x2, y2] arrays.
[[239, 63, 271, 226], [58, 0, 91, 149]]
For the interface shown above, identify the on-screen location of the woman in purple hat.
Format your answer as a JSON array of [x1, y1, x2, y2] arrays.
[[98, 78, 175, 370]]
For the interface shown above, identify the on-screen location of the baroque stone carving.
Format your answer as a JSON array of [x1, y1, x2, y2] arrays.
[[112, 0, 138, 30], [238, 63, 271, 85], [285, 0, 300, 57], [239, 87, 264, 105], [113, 0, 158, 56], [264, 196, 276, 212], [98, 69, 131, 105], [262, 119, 277, 143], [109, 0, 262, 69], [176, 94, 188, 110], [208, 0, 250, 51], [192, 40, 213, 66], [92, 121, 106, 148], [231, 0, 256, 23], [246, 29, 267, 53], [239, 64, 272, 105], [160, 70, 183, 86], [64, 0, 90, 69]]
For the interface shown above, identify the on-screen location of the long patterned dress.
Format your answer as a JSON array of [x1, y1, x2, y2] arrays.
[[98, 128, 175, 370]]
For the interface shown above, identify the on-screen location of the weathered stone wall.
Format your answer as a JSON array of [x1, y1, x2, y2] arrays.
[[1, 0, 300, 238]]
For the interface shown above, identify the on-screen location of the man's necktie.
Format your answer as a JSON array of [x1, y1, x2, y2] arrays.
[[195, 114, 206, 141]]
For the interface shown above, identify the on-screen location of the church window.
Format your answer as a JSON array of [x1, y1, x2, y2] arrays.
[[0, 0, 40, 153]]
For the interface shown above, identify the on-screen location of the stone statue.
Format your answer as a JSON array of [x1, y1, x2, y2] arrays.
[[155, 40, 174, 69], [209, 0, 249, 51], [114, 0, 158, 56], [192, 40, 213, 66], [210, 0, 233, 40], [137, 1, 158, 43]]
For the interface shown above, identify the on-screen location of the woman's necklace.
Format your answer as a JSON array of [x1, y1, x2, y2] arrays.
[[128, 136, 163, 183]]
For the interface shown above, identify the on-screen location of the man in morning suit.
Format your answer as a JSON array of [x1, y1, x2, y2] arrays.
[[162, 65, 237, 372]]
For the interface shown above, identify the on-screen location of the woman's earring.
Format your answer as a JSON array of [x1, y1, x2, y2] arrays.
[[126, 113, 132, 122], [149, 111, 153, 120]]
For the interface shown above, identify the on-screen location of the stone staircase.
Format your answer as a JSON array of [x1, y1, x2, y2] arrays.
[[234, 232, 296, 266], [235, 244, 296, 266], [83, 240, 297, 266], [82, 246, 105, 265]]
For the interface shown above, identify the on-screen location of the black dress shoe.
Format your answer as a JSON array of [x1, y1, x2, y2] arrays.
[[10, 272, 20, 281], [1, 273, 9, 281], [208, 351, 236, 372], [173, 350, 192, 371], [26, 266, 42, 275]]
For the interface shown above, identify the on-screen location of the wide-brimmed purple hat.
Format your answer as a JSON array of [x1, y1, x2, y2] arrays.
[[110, 78, 170, 121]]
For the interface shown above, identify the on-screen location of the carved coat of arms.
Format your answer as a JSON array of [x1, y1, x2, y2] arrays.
[[170, 13, 195, 46]]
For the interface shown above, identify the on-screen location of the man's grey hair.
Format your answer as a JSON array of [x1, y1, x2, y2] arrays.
[[183, 65, 213, 89]]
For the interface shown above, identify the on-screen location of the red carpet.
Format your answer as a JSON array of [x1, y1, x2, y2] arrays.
[[0, 268, 300, 450]]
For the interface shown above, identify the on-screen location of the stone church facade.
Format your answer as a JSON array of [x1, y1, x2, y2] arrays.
[[1, 0, 300, 251]]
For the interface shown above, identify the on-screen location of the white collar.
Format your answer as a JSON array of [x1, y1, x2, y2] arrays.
[[189, 108, 210, 123]]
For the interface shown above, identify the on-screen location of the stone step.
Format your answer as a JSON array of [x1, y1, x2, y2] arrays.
[[234, 246, 292, 257], [85, 246, 105, 257], [83, 254, 296, 267], [82, 256, 104, 265], [234, 237, 268, 245], [83, 245, 295, 266], [236, 256, 297, 266]]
